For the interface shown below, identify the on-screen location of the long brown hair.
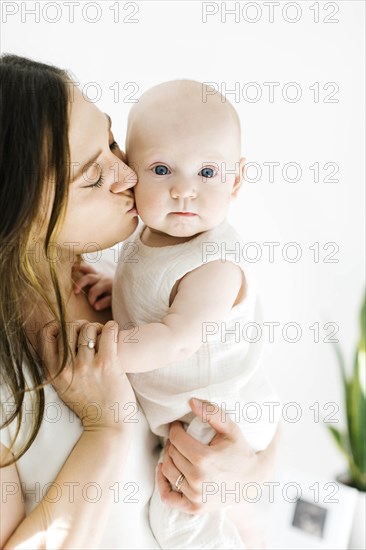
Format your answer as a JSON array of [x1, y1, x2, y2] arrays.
[[0, 54, 74, 467]]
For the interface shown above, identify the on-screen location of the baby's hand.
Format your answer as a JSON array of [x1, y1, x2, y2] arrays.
[[72, 261, 113, 310]]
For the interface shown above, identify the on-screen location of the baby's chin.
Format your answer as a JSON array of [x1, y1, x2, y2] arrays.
[[167, 217, 203, 233], [143, 218, 202, 238], [167, 228, 200, 238]]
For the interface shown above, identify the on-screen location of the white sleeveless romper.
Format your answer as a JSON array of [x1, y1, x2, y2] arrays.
[[112, 220, 280, 549]]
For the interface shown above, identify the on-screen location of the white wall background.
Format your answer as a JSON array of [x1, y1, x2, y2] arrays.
[[1, 0, 365, 542]]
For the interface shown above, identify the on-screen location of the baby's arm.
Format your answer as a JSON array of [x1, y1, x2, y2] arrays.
[[117, 260, 244, 373]]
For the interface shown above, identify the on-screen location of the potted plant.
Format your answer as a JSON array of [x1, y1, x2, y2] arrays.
[[327, 293, 365, 549]]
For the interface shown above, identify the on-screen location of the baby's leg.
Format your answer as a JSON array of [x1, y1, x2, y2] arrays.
[[149, 418, 246, 549]]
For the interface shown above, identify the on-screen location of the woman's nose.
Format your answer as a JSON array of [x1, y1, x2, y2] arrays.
[[110, 161, 137, 193]]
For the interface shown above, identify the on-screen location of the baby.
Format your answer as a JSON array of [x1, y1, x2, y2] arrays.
[[77, 80, 279, 549]]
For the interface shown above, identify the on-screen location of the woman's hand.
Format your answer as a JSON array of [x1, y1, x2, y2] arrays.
[[157, 398, 279, 514], [73, 261, 113, 311], [37, 319, 136, 432]]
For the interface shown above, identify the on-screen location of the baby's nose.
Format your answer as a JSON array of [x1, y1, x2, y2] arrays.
[[170, 182, 197, 199]]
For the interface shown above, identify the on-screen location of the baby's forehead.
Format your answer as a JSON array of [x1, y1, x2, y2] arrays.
[[126, 81, 241, 154], [128, 99, 238, 140], [133, 113, 235, 141], [128, 124, 240, 165]]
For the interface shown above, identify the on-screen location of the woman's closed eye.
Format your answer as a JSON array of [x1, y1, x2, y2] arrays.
[[86, 141, 120, 190]]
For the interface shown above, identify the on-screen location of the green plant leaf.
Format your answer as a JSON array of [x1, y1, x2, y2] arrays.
[[359, 293, 366, 347], [348, 355, 365, 474], [333, 342, 347, 387], [327, 426, 348, 456], [350, 294, 366, 477], [327, 292, 366, 491], [327, 426, 365, 490]]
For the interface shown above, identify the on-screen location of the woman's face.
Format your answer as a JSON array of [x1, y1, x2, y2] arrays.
[[57, 87, 138, 254]]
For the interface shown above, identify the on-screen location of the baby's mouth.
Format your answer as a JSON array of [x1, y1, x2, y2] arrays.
[[170, 212, 197, 216]]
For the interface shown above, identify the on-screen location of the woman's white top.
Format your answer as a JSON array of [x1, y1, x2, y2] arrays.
[[0, 372, 161, 549], [112, 220, 279, 451], [0, 247, 161, 549]]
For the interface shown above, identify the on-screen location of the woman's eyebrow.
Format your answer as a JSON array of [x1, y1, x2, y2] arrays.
[[72, 113, 111, 182]]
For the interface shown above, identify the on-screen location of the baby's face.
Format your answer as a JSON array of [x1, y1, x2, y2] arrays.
[[126, 99, 244, 238]]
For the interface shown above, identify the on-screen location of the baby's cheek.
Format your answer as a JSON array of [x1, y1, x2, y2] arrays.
[[134, 192, 156, 219], [131, 183, 144, 204]]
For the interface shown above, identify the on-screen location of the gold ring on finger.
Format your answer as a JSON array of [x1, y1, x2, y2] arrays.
[[174, 472, 185, 493], [78, 340, 96, 350]]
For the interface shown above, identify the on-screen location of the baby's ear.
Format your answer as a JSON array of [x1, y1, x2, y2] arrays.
[[231, 157, 246, 198]]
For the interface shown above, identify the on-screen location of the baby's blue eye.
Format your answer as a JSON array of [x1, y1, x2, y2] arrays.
[[153, 165, 170, 176], [199, 167, 216, 178]]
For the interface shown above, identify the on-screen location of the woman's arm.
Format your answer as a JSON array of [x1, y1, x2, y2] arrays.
[[1, 319, 136, 549], [1, 427, 133, 549], [157, 398, 281, 514]]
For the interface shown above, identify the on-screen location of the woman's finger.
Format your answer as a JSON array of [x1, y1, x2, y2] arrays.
[[168, 399, 245, 466], [168, 421, 207, 465], [64, 319, 87, 352], [76, 322, 103, 359], [188, 398, 243, 446], [96, 320, 120, 362], [157, 462, 192, 507], [156, 464, 201, 515], [161, 444, 188, 491], [160, 442, 202, 502], [166, 439, 195, 482]]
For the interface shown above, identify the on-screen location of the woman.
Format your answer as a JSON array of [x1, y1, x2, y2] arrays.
[[0, 55, 280, 549]]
